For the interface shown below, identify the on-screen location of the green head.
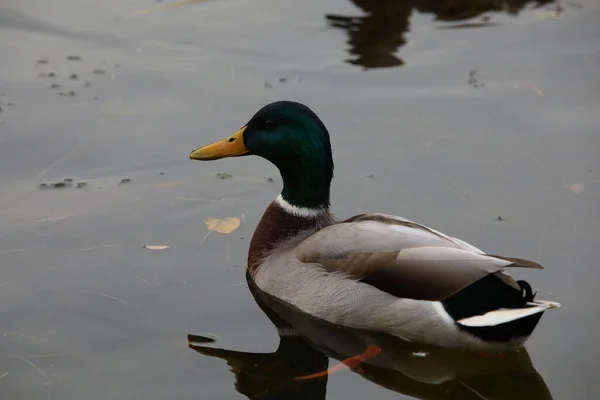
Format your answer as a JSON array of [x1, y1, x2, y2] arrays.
[[189, 101, 334, 209]]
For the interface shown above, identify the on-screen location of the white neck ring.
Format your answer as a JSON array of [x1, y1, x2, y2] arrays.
[[274, 194, 327, 218]]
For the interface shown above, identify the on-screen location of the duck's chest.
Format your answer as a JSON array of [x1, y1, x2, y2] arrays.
[[247, 201, 332, 273]]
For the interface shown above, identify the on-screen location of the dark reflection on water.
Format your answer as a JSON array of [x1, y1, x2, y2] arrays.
[[189, 273, 552, 400], [189, 273, 329, 400], [327, 0, 553, 68]]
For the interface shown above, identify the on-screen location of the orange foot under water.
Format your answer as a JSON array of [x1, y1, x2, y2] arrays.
[[292, 345, 382, 381]]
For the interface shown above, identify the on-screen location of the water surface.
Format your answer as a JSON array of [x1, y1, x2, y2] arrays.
[[1, 0, 599, 399]]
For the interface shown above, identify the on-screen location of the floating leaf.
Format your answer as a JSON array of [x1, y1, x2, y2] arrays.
[[513, 82, 544, 97], [204, 217, 241, 234], [567, 182, 584, 194], [143, 245, 170, 250]]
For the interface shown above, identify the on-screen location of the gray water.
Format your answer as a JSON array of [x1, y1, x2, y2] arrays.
[[1, 0, 599, 399]]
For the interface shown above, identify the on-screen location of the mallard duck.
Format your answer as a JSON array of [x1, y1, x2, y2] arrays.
[[189, 101, 560, 351]]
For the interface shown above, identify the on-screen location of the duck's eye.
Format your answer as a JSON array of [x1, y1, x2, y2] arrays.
[[264, 120, 276, 130]]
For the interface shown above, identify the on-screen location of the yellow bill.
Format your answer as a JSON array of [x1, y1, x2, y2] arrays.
[[189, 127, 251, 160]]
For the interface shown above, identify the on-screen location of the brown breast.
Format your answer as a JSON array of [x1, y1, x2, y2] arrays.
[[247, 202, 334, 273]]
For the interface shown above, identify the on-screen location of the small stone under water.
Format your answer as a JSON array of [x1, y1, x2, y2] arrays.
[[38, 179, 90, 190], [215, 172, 233, 179], [38, 180, 74, 189], [119, 178, 132, 185]]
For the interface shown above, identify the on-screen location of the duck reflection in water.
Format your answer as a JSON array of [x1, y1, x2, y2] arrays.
[[188, 273, 553, 400], [326, 0, 553, 68]]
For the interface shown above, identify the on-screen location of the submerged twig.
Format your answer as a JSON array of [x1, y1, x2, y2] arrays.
[[4, 352, 78, 359], [19, 356, 50, 384], [61, 244, 115, 253], [460, 381, 488, 399], [175, 197, 225, 204], [135, 0, 211, 16], [156, 280, 188, 285], [223, 282, 248, 289], [36, 157, 65, 179], [80, 290, 126, 305], [33, 216, 70, 223], [0, 249, 24, 255], [0, 331, 36, 340]]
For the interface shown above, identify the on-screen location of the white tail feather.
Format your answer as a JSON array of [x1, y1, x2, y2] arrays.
[[457, 301, 561, 327]]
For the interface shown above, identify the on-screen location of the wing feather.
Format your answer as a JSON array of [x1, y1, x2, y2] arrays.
[[295, 214, 541, 301]]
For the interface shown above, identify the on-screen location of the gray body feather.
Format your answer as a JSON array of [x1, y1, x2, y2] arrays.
[[252, 213, 557, 350]]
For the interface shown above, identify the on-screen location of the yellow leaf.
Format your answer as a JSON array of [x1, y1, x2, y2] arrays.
[[203, 217, 241, 234]]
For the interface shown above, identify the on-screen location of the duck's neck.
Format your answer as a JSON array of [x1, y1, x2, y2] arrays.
[[248, 195, 332, 274], [278, 160, 332, 209]]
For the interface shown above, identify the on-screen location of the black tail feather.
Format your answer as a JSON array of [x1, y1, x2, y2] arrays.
[[443, 275, 544, 343]]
